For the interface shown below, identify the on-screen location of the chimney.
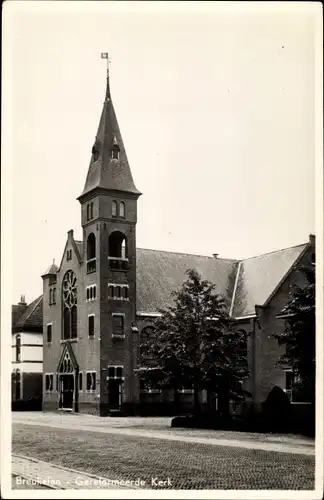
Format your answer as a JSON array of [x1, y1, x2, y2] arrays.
[[18, 294, 27, 306], [213, 253, 219, 259]]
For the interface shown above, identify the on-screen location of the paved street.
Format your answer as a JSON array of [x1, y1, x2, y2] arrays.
[[11, 412, 315, 490]]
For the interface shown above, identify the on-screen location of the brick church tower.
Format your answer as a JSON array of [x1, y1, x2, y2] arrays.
[[77, 62, 141, 415]]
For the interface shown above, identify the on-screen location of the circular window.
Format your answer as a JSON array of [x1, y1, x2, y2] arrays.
[[63, 270, 77, 309]]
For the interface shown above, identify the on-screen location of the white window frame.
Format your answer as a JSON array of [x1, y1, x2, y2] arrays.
[[177, 388, 194, 394], [86, 371, 97, 393], [46, 322, 53, 344], [45, 373, 54, 393], [106, 365, 124, 380], [86, 285, 97, 302], [108, 283, 129, 301], [112, 313, 125, 338], [88, 314, 95, 338]]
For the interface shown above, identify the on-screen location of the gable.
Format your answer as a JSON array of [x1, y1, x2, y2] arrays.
[[231, 243, 309, 317]]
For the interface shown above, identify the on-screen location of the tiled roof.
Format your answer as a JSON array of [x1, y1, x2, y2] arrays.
[[12, 304, 27, 327], [136, 248, 238, 313], [13, 295, 43, 330], [231, 243, 308, 317]]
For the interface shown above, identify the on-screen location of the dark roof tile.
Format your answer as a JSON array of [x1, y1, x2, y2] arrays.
[[14, 295, 43, 330]]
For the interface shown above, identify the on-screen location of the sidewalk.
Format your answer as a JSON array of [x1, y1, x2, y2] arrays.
[[12, 455, 140, 490]]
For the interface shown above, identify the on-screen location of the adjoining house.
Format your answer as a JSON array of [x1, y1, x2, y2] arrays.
[[12, 295, 43, 410], [14, 64, 315, 416]]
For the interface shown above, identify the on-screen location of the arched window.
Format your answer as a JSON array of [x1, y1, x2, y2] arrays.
[[108, 232, 127, 259], [86, 233, 96, 273], [62, 270, 78, 340], [49, 289, 52, 305], [108, 231, 128, 270], [119, 202, 125, 218], [112, 201, 117, 217], [87, 233, 96, 260], [16, 334, 21, 362]]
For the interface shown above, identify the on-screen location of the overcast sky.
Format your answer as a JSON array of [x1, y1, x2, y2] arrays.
[[4, 1, 320, 304]]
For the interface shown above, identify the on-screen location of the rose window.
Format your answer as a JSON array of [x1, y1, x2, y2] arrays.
[[63, 270, 77, 308], [62, 270, 78, 340]]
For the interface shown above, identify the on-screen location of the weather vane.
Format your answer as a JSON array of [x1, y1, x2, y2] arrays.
[[101, 52, 111, 73]]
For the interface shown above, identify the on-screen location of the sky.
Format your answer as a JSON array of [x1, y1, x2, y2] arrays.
[[3, 1, 320, 304]]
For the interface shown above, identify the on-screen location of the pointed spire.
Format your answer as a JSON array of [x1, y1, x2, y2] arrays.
[[78, 55, 141, 201]]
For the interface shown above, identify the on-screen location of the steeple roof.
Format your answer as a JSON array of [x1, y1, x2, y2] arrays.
[[78, 61, 141, 200]]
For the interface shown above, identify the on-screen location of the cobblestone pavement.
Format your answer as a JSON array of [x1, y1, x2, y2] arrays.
[[12, 412, 315, 455], [12, 455, 137, 490], [12, 418, 315, 490]]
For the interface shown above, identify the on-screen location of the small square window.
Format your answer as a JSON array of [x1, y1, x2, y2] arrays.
[[108, 285, 114, 298], [108, 366, 115, 379], [123, 287, 128, 299], [116, 366, 123, 379]]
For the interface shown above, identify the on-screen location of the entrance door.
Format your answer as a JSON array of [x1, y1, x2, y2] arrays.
[[108, 379, 122, 411], [60, 374, 74, 410]]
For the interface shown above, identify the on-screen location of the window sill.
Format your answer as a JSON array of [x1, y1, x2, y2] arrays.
[[60, 339, 78, 344], [112, 335, 125, 339], [88, 335, 95, 339]]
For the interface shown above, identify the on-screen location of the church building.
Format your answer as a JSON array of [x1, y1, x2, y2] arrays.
[[40, 63, 315, 416]]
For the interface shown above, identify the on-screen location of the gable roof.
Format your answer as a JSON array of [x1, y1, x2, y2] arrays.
[[231, 243, 309, 317], [136, 248, 238, 313], [13, 295, 43, 331]]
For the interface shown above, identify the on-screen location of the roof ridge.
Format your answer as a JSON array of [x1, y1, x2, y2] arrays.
[[137, 247, 219, 260], [239, 242, 308, 261]]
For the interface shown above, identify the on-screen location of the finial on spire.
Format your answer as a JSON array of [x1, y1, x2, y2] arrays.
[[101, 52, 111, 100], [53, 258, 55, 265]]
